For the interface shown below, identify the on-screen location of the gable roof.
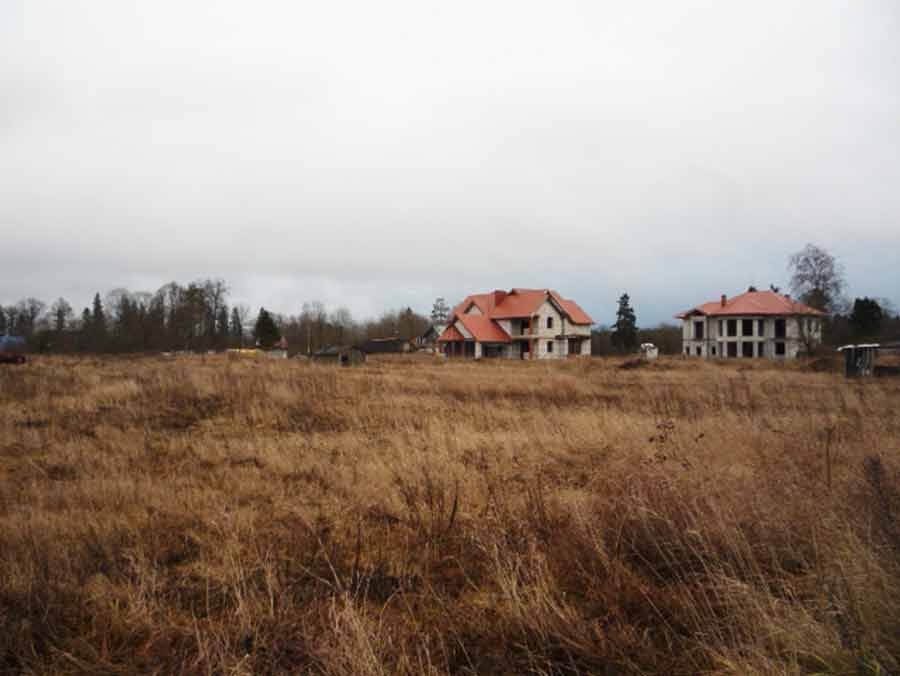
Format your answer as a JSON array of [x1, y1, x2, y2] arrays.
[[438, 323, 466, 342], [455, 288, 593, 325], [676, 290, 827, 319], [438, 288, 593, 343], [456, 314, 512, 343]]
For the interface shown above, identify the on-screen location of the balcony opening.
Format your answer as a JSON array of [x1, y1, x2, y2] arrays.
[[694, 321, 704, 340], [727, 319, 737, 337], [727, 341, 738, 357], [742, 319, 754, 336], [775, 319, 786, 339], [742, 342, 754, 358]]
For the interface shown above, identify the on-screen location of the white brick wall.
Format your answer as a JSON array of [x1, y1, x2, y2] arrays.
[[681, 316, 823, 360]]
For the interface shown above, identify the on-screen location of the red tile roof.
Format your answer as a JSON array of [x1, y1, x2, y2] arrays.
[[440, 288, 593, 344], [456, 314, 512, 343], [549, 291, 594, 325], [676, 290, 827, 318], [490, 289, 546, 318], [437, 324, 465, 342]]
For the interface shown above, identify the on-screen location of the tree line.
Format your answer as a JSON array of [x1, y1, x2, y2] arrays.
[[2, 245, 896, 356], [0, 280, 430, 355]]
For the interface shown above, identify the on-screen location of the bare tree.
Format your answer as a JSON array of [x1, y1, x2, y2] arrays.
[[50, 298, 73, 333], [788, 243, 845, 313], [15, 298, 46, 336], [330, 307, 354, 345]]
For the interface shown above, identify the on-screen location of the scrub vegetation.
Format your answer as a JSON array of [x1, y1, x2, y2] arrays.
[[1, 355, 899, 675]]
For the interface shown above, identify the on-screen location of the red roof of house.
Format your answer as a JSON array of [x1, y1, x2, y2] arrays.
[[490, 289, 546, 318], [549, 291, 594, 325], [437, 324, 466, 342], [439, 288, 593, 344], [676, 290, 827, 319], [456, 314, 512, 343]]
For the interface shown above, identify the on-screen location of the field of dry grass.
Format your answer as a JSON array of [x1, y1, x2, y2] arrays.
[[1, 354, 899, 675]]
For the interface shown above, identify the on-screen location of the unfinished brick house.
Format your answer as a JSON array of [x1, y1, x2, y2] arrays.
[[676, 289, 827, 360], [437, 288, 593, 359]]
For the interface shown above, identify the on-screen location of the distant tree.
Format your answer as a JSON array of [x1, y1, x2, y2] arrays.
[[330, 307, 354, 345], [431, 297, 450, 324], [215, 304, 230, 349], [90, 292, 107, 349], [747, 285, 758, 292], [611, 294, 638, 353], [253, 308, 281, 349], [51, 298, 73, 333], [789, 243, 845, 313], [849, 297, 883, 338], [230, 307, 245, 347], [399, 307, 416, 340], [91, 293, 106, 331], [12, 298, 46, 337], [769, 284, 781, 293]]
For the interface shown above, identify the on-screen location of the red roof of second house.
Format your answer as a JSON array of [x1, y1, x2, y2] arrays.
[[676, 290, 827, 318]]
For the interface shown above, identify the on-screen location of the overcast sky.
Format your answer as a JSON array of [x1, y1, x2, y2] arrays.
[[2, 0, 898, 325]]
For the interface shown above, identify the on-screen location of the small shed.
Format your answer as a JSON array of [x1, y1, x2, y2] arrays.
[[360, 337, 411, 354], [310, 345, 367, 366], [838, 342, 900, 378]]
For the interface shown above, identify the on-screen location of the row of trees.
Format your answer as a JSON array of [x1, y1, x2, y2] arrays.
[[0, 280, 431, 355], [2, 244, 895, 356]]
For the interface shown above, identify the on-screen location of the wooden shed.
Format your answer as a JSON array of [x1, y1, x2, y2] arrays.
[[310, 345, 367, 366]]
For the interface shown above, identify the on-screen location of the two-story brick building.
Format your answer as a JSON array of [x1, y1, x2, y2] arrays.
[[676, 290, 826, 360], [438, 288, 593, 359]]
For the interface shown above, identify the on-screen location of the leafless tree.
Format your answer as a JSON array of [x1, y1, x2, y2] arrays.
[[50, 298, 73, 333], [788, 243, 845, 313]]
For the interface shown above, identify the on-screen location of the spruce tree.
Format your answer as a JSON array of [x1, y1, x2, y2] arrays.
[[90, 293, 107, 350], [611, 293, 638, 353], [253, 308, 281, 349]]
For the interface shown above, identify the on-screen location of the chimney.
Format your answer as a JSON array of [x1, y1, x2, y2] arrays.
[[720, 294, 727, 307]]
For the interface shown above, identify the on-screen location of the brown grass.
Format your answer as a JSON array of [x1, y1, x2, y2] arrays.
[[1, 355, 899, 675]]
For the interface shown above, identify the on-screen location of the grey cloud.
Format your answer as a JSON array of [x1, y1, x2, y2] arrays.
[[1, 0, 899, 323]]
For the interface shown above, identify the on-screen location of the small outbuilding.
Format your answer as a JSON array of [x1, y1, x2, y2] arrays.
[[310, 345, 367, 366], [360, 337, 411, 354], [837, 342, 900, 378]]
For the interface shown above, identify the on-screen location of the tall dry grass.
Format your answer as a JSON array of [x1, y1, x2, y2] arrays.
[[1, 354, 898, 675]]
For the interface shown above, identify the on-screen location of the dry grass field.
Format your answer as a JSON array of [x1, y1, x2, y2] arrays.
[[1, 355, 899, 675]]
